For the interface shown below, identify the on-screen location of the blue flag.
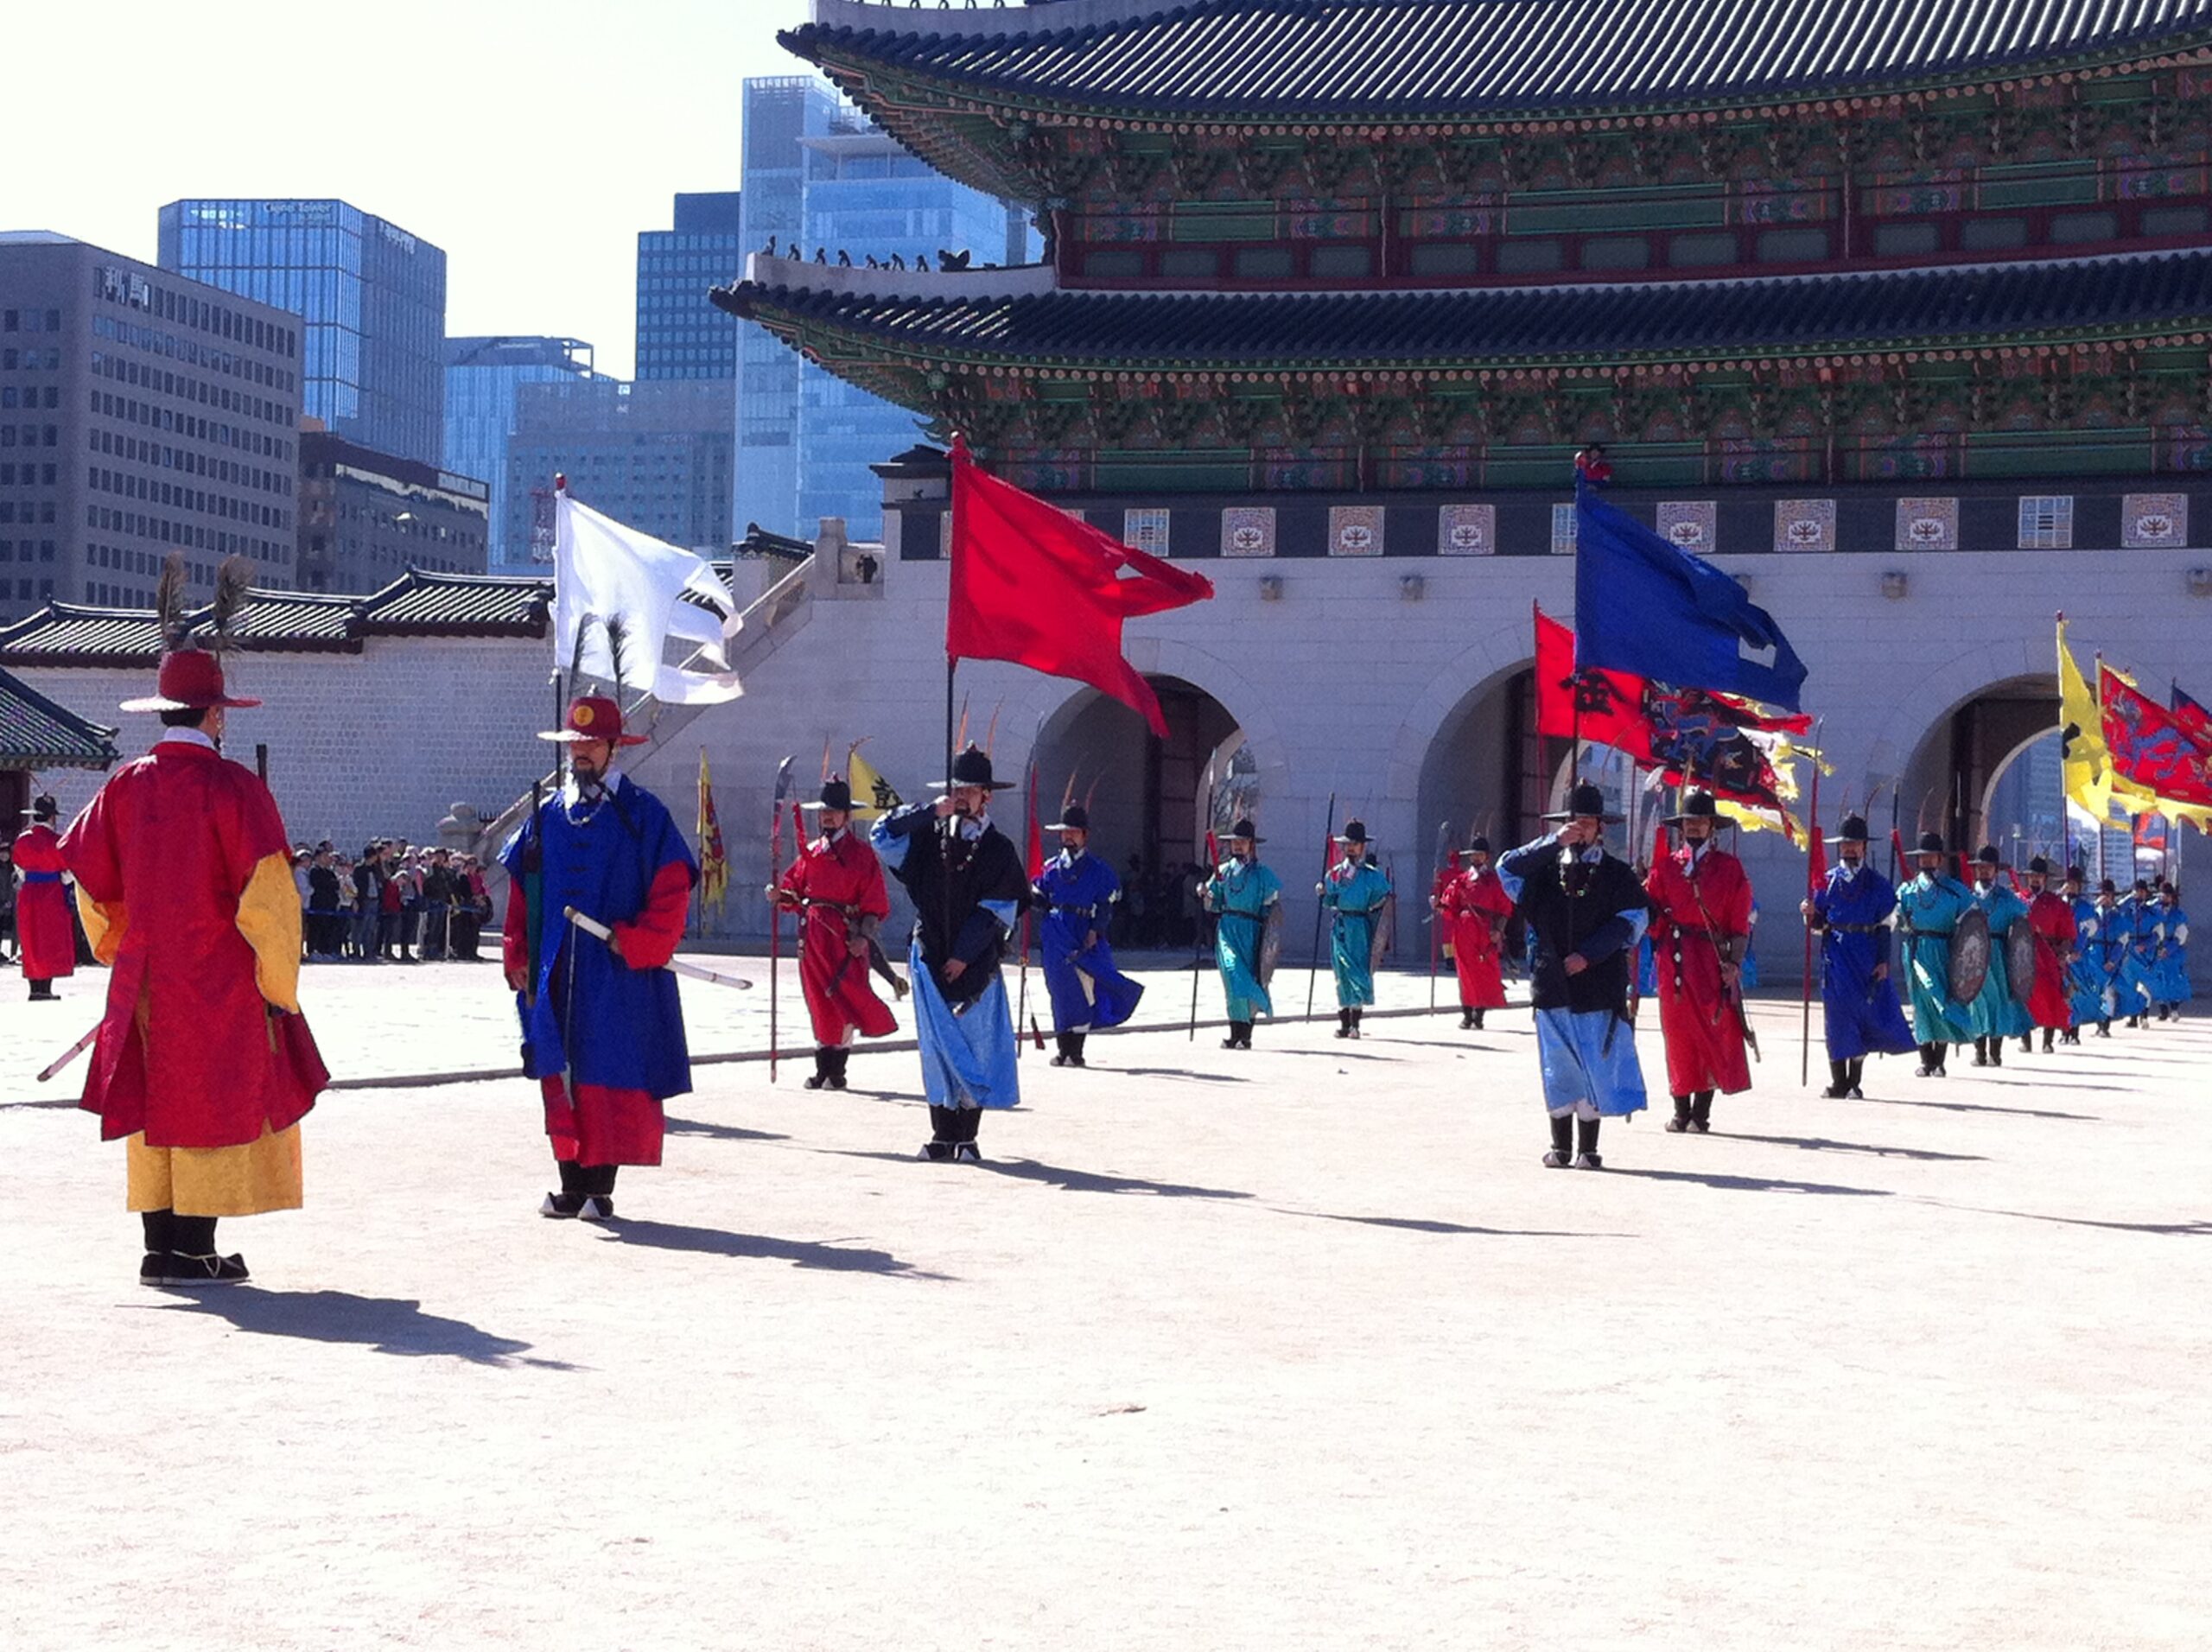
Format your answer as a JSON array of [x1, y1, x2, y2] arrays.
[[1573, 475, 1808, 711]]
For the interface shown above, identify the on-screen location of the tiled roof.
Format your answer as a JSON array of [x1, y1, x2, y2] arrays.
[[721, 248, 2212, 369], [0, 665, 119, 771], [0, 569, 552, 666], [790, 0, 2212, 118]]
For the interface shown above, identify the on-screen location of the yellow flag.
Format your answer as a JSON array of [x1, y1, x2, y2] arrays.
[[847, 747, 902, 823], [2057, 619, 2112, 819], [696, 750, 728, 909]]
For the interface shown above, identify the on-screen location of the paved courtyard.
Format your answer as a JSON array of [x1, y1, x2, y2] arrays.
[[3, 957, 2207, 1650]]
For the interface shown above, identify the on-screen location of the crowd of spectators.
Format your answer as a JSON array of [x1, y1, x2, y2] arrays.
[[291, 839, 493, 964]]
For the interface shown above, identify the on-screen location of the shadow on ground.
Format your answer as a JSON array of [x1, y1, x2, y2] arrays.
[[148, 1289, 575, 1369], [1291, 1210, 1634, 1239], [601, 1217, 950, 1280], [817, 1147, 1253, 1201], [1601, 1166, 1894, 1197], [1859, 1096, 2099, 1121], [664, 1115, 790, 1143], [1713, 1132, 1987, 1163]]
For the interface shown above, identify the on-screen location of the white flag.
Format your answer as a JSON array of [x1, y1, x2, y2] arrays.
[[554, 492, 742, 705]]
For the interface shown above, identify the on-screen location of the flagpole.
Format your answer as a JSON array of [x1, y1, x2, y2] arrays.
[[1801, 725, 1821, 1090], [1306, 791, 1337, 1020], [1016, 759, 1035, 1061]]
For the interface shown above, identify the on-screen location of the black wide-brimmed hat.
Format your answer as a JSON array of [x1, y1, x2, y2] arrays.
[[2099, 877, 2119, 894], [801, 778, 855, 812], [1227, 816, 1264, 843], [1543, 782, 1623, 823], [1334, 818, 1372, 846], [1914, 831, 1948, 855], [1825, 813, 1871, 844], [2065, 865, 2088, 883], [931, 744, 1015, 791], [2025, 855, 2053, 876], [21, 793, 57, 823], [1465, 834, 1491, 855], [1971, 844, 2004, 869], [1664, 791, 1724, 827], [1046, 804, 1091, 833]]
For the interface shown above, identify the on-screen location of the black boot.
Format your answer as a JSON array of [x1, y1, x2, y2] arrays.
[[1824, 1059, 1851, 1100], [952, 1105, 982, 1164], [921, 1105, 957, 1161], [2019, 1033, 2034, 1056], [2042, 1028, 2056, 1053], [542, 1159, 587, 1217], [1689, 1090, 1714, 1132], [1666, 1095, 1692, 1133], [805, 1046, 835, 1090], [1544, 1113, 1573, 1167], [577, 1163, 618, 1221], [1989, 1039, 2003, 1068], [828, 1046, 851, 1090], [1222, 1020, 1252, 1050], [1971, 1038, 1989, 1067], [1067, 1032, 1087, 1068], [1459, 1007, 1474, 1029], [1351, 1007, 1363, 1039], [1574, 1116, 1604, 1170], [1052, 1031, 1073, 1066], [1334, 1008, 1351, 1039], [1847, 1057, 1866, 1098]]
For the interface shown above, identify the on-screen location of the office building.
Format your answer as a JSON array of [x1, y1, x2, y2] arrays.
[[159, 199, 447, 467], [297, 424, 488, 594], [0, 231, 302, 623], [443, 335, 601, 566], [636, 193, 743, 382], [504, 378, 733, 560]]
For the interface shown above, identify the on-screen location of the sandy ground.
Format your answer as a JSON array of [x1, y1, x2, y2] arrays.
[[3, 958, 2209, 1651]]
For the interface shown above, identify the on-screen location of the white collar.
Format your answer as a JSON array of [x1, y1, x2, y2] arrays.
[[563, 766, 624, 810], [957, 812, 988, 841], [1834, 861, 1862, 881], [156, 726, 219, 753]]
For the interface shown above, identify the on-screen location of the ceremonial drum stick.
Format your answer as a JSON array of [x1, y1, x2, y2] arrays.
[[563, 906, 755, 990], [38, 1024, 100, 1083]]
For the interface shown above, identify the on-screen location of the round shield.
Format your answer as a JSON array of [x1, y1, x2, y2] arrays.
[[1949, 905, 1992, 1004], [2005, 918, 2040, 997], [1258, 902, 1284, 988]]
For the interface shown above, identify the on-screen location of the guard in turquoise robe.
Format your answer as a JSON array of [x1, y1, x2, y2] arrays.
[[1318, 819, 1392, 1036], [1962, 846, 2031, 1064], [1199, 816, 1281, 1049], [1895, 832, 1974, 1075]]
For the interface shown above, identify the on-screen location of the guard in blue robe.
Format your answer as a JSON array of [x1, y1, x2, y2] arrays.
[[2063, 868, 2106, 1039], [1031, 804, 1142, 1067], [1497, 783, 1649, 1171], [871, 746, 1027, 1164], [502, 694, 697, 1220], [1802, 814, 1916, 1097], [1895, 831, 1974, 1076], [1963, 846, 2033, 1064], [2150, 883, 2191, 1016], [2082, 879, 2131, 1036], [2116, 880, 2159, 1026], [1199, 816, 1281, 1049], [1318, 818, 1392, 1037]]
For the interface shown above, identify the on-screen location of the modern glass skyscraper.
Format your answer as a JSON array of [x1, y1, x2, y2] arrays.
[[443, 336, 601, 567], [637, 193, 743, 382], [158, 199, 447, 467], [731, 79, 1038, 544]]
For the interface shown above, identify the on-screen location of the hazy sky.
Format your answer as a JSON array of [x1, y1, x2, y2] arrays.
[[18, 0, 810, 380]]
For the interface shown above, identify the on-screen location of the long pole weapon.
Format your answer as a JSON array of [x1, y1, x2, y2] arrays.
[[1428, 817, 1451, 1012], [1015, 759, 1038, 1060], [1800, 728, 1822, 1088], [1305, 791, 1338, 1019], [1190, 755, 1219, 1040], [767, 754, 794, 1083]]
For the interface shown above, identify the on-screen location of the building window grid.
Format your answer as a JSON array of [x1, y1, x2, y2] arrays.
[[2019, 495, 2075, 549]]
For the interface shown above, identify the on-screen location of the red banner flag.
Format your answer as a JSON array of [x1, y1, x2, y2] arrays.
[[2172, 683, 2212, 750], [2102, 665, 2212, 807], [947, 437, 1215, 737], [1535, 605, 1649, 753]]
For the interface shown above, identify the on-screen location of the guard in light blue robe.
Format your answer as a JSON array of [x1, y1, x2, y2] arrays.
[[2080, 881, 2131, 1035], [1199, 817, 1281, 1049], [1802, 816, 1916, 1096], [1895, 833, 1974, 1074], [1031, 805, 1143, 1067], [2150, 886, 2192, 1014], [2064, 874, 2107, 1038], [1962, 848, 2033, 1062], [2116, 884, 2159, 1024], [1318, 819, 1392, 1034]]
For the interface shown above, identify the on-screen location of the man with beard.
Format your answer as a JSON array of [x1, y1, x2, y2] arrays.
[[1896, 832, 1975, 1076], [1319, 819, 1392, 1040], [1200, 817, 1281, 1050], [872, 745, 1027, 1162], [1031, 802, 1142, 1068], [12, 794, 73, 1001], [1435, 834, 1513, 1031], [1800, 814, 1917, 1098], [773, 775, 898, 1091], [1497, 784, 1649, 1170], [503, 694, 697, 1221], [2016, 856, 2080, 1056], [1961, 846, 2031, 1067], [1645, 792, 1753, 1134]]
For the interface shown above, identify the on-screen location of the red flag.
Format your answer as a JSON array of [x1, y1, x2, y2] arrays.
[[1806, 797, 1827, 894], [947, 438, 1214, 737], [2172, 683, 2212, 750], [2102, 665, 2212, 806], [1535, 605, 1650, 755]]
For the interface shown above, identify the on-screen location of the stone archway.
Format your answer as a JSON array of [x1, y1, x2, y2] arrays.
[[1886, 670, 2059, 853]]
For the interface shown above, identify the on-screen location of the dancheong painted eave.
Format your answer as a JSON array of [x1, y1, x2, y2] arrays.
[[786, 0, 2212, 124], [713, 245, 2212, 384]]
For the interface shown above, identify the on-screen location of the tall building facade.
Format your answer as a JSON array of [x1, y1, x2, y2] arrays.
[[636, 193, 743, 382], [731, 77, 1037, 544], [443, 335, 600, 567], [158, 198, 447, 467], [0, 232, 302, 624], [504, 378, 733, 560], [297, 426, 488, 594]]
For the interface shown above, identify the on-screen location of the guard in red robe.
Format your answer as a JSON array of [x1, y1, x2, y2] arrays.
[[1645, 792, 1754, 1133], [1434, 834, 1512, 1029], [62, 639, 327, 1288], [2018, 855, 2079, 1054], [502, 695, 696, 1222], [13, 794, 74, 999], [773, 775, 898, 1090]]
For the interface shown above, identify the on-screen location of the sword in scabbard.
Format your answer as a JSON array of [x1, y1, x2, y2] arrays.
[[563, 906, 755, 990], [38, 1023, 100, 1083]]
